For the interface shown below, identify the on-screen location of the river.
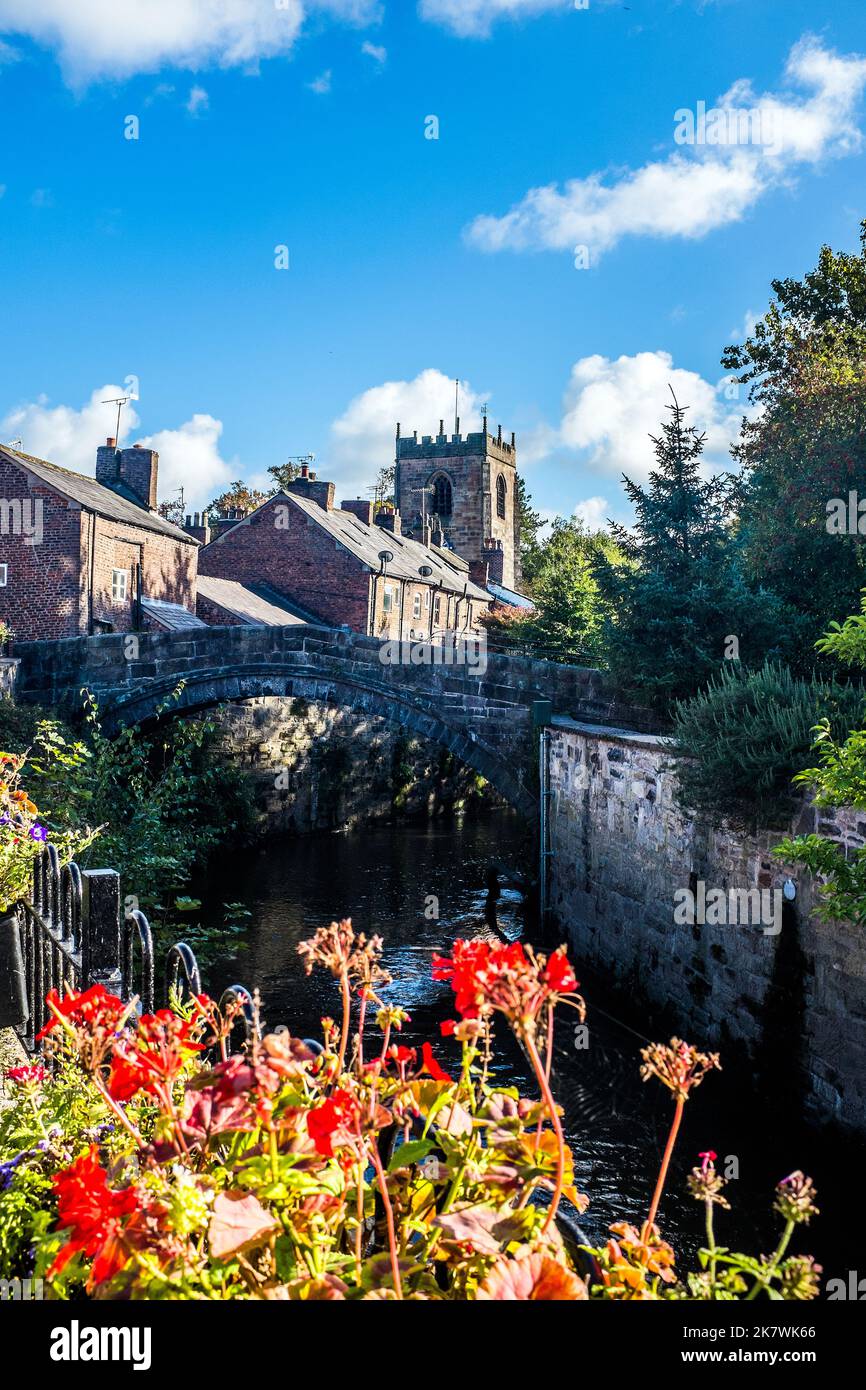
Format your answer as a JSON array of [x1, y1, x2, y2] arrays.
[[199, 808, 855, 1283]]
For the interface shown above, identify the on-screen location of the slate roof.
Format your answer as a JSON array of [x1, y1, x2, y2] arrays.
[[196, 576, 320, 627], [141, 598, 209, 631], [0, 446, 197, 545], [204, 491, 489, 602], [487, 581, 536, 611]]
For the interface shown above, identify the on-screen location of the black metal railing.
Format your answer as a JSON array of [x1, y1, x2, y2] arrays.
[[12, 845, 232, 1051]]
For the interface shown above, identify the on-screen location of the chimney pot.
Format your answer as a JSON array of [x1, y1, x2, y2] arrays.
[[106, 437, 116, 448]]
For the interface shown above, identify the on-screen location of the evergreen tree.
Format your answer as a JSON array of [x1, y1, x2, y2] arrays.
[[595, 392, 797, 714]]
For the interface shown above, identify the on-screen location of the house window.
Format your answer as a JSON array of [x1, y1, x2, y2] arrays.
[[425, 589, 431, 611], [382, 584, 394, 615], [112, 568, 129, 602], [431, 475, 453, 518], [433, 595, 442, 627], [496, 474, 507, 519], [412, 592, 422, 620], [0, 564, 7, 587]]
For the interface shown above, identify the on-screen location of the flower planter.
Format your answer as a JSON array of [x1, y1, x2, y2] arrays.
[[0, 911, 28, 1029]]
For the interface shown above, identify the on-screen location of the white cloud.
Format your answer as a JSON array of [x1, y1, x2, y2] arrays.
[[419, 0, 571, 39], [307, 68, 332, 94], [0, 0, 382, 85], [186, 84, 209, 116], [729, 307, 758, 341], [1, 386, 140, 474], [361, 40, 387, 63], [557, 350, 747, 483], [329, 368, 486, 498], [573, 496, 610, 531], [137, 414, 235, 508], [0, 385, 234, 510], [466, 37, 866, 258], [0, 36, 19, 64]]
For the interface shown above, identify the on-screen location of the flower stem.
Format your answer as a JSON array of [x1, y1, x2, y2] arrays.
[[643, 1095, 684, 1241], [525, 1032, 565, 1234], [335, 972, 351, 1081], [367, 1135, 403, 1299]]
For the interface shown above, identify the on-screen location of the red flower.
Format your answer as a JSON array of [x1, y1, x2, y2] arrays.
[[544, 948, 579, 995], [440, 1019, 457, 1037], [36, 984, 127, 1042], [48, 1146, 139, 1287], [433, 938, 584, 1040], [420, 1042, 452, 1083], [107, 1010, 202, 1100], [5, 1064, 47, 1085], [306, 1090, 361, 1158]]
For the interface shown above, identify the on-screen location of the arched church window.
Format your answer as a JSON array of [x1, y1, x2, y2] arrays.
[[431, 475, 453, 518], [496, 474, 507, 519]]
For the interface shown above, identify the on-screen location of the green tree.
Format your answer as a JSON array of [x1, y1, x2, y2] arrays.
[[777, 597, 866, 923], [481, 519, 614, 663], [726, 222, 866, 648], [593, 393, 796, 714], [207, 479, 270, 518], [516, 476, 545, 588]]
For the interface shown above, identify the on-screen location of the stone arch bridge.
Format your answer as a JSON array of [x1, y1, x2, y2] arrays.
[[10, 626, 633, 818]]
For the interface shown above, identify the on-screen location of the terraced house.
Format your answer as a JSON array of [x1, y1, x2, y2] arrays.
[[0, 439, 200, 641], [194, 465, 493, 642]]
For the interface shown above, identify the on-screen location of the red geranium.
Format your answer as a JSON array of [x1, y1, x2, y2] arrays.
[[49, 1146, 139, 1288], [107, 1010, 203, 1101], [36, 984, 127, 1042], [307, 1090, 361, 1158]]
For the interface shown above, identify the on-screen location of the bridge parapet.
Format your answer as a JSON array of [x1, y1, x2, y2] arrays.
[[10, 625, 651, 816]]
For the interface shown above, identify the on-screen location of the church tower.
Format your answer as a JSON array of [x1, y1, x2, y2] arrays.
[[394, 419, 519, 590]]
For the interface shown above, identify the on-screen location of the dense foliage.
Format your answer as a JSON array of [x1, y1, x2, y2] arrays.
[[591, 396, 797, 712], [0, 693, 253, 958], [671, 663, 865, 831], [482, 519, 618, 663], [0, 925, 820, 1300], [777, 597, 866, 923]]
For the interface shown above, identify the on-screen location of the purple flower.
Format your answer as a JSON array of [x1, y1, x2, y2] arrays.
[[29, 825, 48, 842]]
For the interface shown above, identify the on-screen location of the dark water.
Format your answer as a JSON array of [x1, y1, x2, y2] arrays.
[[200, 810, 855, 1282]]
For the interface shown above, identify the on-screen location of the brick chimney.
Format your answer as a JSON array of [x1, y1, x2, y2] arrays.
[[184, 512, 211, 545], [286, 466, 336, 512], [95, 439, 159, 511], [341, 499, 375, 525], [376, 508, 402, 536], [483, 538, 505, 586]]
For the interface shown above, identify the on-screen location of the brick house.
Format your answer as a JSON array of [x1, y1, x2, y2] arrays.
[[196, 468, 491, 641], [0, 439, 200, 641]]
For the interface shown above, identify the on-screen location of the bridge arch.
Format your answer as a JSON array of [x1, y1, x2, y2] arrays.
[[97, 660, 538, 817]]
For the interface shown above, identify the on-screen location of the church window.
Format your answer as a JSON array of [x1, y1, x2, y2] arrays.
[[431, 475, 453, 518], [496, 474, 507, 520]]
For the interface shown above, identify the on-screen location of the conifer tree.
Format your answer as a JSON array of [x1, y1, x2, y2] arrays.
[[595, 391, 798, 714]]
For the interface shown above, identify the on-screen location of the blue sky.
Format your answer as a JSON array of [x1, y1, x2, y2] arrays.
[[0, 0, 865, 523]]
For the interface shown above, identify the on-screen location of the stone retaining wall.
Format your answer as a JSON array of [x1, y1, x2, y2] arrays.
[[546, 717, 866, 1135]]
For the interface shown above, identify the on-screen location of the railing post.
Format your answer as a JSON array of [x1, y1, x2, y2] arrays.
[[81, 869, 122, 994]]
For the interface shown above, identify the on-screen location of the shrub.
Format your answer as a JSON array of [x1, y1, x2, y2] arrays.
[[671, 662, 865, 830]]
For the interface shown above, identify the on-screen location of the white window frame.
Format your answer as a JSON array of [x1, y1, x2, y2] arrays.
[[0, 564, 7, 587], [412, 592, 422, 620], [382, 583, 394, 615], [111, 568, 129, 602]]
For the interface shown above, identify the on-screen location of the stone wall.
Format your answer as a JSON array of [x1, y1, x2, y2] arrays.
[[546, 717, 866, 1135], [213, 696, 498, 834]]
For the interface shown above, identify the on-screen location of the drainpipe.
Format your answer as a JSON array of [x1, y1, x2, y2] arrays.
[[535, 703, 554, 929]]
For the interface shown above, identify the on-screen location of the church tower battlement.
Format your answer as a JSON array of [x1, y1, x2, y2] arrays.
[[394, 420, 519, 590]]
